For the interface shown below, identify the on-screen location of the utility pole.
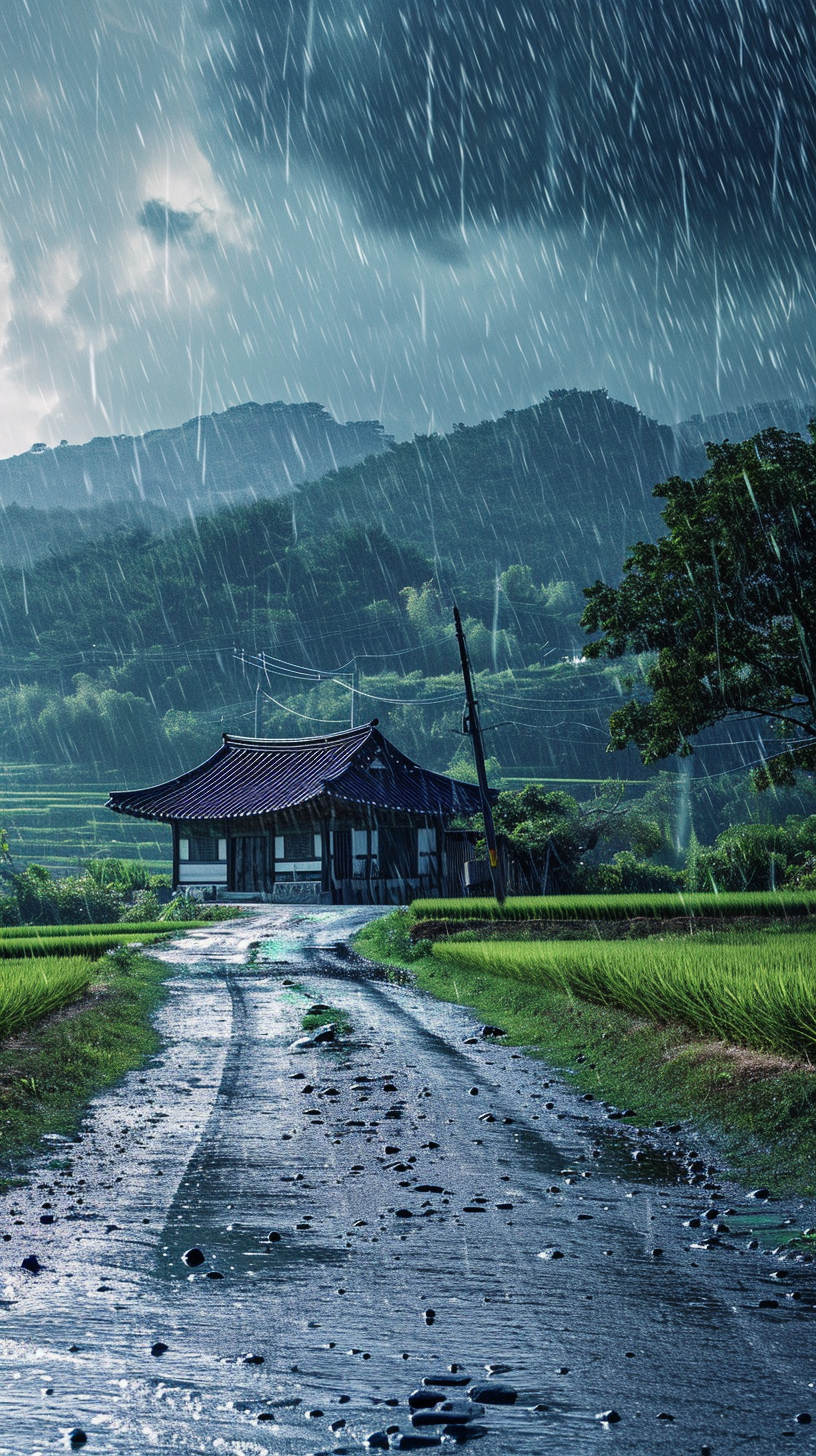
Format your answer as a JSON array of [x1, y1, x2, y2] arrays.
[[349, 659, 359, 729], [453, 602, 505, 904]]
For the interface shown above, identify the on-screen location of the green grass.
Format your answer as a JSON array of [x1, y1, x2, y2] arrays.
[[433, 934, 816, 1060], [412, 890, 816, 922], [0, 956, 95, 1039], [301, 1005, 353, 1035], [0, 945, 173, 1180]]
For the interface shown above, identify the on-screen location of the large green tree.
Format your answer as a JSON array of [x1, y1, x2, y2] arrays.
[[582, 426, 816, 786]]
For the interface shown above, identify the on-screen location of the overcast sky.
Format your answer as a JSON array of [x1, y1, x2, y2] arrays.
[[2, 0, 816, 458]]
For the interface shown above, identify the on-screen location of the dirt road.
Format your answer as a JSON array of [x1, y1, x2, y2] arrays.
[[2, 907, 816, 1454]]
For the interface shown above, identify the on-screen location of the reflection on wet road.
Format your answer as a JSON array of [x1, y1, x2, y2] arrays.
[[2, 907, 816, 1452]]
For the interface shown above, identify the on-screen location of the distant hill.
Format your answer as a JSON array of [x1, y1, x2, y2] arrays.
[[297, 389, 675, 590], [0, 401, 391, 515], [677, 399, 815, 477]]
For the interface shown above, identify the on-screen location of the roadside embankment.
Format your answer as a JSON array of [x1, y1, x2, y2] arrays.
[[0, 915, 242, 1180], [355, 907, 816, 1195], [0, 944, 175, 1181]]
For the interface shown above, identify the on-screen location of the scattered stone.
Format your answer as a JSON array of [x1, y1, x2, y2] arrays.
[[331, 1420, 347, 1431], [68, 1430, 88, 1448], [423, 1374, 471, 1387], [267, 1231, 282, 1242], [657, 1412, 674, 1421], [181, 1248, 205, 1268], [242, 1353, 265, 1365], [423, 1309, 436, 1325], [748, 1188, 770, 1200], [307, 1004, 331, 1014], [21, 1254, 41, 1274], [485, 1364, 511, 1376], [412, 1401, 485, 1427], [395, 1209, 413, 1218], [365, 1434, 389, 1449], [206, 1271, 224, 1279], [479, 1025, 506, 1038], [410, 1391, 445, 1410], [442, 1426, 488, 1443], [468, 1088, 479, 1096], [651, 1248, 664, 1258], [795, 1413, 812, 1424], [306, 1409, 325, 1418], [596, 1410, 622, 1424], [537, 1248, 564, 1260], [758, 1298, 779, 1309], [40, 1214, 55, 1225], [150, 1342, 169, 1357], [468, 1384, 516, 1405]]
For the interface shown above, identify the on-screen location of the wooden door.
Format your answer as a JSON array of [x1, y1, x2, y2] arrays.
[[232, 835, 273, 893]]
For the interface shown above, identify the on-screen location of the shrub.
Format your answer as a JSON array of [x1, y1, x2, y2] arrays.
[[121, 888, 161, 922], [595, 852, 684, 894]]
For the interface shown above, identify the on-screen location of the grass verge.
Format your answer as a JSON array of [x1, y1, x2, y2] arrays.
[[356, 911, 816, 1196], [0, 945, 171, 1186]]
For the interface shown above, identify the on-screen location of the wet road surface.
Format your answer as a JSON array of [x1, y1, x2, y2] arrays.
[[3, 907, 816, 1453]]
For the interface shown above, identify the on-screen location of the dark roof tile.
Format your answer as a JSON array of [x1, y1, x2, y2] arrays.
[[107, 722, 485, 821]]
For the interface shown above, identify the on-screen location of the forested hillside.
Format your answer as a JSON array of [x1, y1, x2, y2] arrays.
[[0, 402, 390, 520], [0, 387, 805, 787], [297, 389, 674, 591]]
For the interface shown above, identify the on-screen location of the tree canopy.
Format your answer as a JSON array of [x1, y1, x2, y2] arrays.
[[581, 426, 816, 786]]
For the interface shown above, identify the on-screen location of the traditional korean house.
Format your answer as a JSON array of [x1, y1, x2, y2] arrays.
[[107, 720, 485, 903]]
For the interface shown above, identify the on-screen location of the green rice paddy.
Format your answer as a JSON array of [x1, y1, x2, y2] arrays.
[[0, 955, 96, 1039], [413, 891, 816, 922], [434, 932, 816, 1060], [0, 762, 171, 874]]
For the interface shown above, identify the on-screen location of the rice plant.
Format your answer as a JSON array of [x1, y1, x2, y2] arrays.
[[413, 891, 816, 922], [0, 955, 95, 1038], [0, 933, 167, 959], [0, 920, 208, 939], [434, 933, 816, 1059]]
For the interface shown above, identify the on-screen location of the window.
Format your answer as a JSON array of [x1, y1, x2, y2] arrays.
[[333, 829, 353, 879], [188, 837, 221, 863], [379, 826, 416, 879], [283, 831, 315, 861]]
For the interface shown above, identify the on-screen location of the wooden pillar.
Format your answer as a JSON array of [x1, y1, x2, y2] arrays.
[[226, 821, 235, 892], [171, 821, 180, 891]]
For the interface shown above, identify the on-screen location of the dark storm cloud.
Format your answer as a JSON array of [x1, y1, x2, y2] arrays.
[[138, 199, 209, 245], [205, 0, 816, 250]]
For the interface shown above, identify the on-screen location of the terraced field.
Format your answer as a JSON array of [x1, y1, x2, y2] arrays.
[[0, 763, 171, 874]]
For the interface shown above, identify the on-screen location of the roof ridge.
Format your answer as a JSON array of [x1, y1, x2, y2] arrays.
[[223, 720, 378, 751]]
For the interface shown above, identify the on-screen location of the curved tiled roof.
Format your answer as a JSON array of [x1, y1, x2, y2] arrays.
[[107, 721, 485, 821]]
